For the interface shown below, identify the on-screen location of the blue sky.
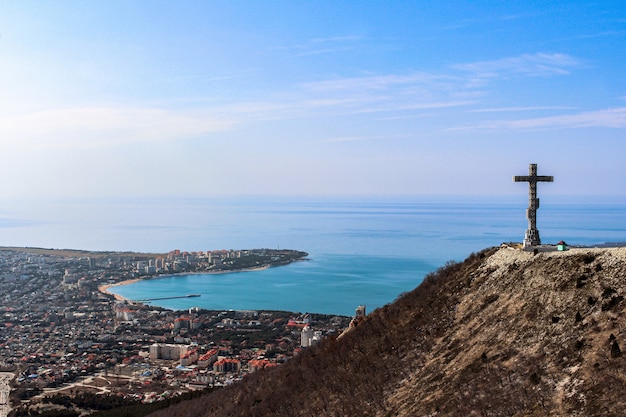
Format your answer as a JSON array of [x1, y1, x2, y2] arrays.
[[0, 1, 625, 198]]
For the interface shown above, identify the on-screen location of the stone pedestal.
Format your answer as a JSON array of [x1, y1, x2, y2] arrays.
[[523, 229, 541, 248]]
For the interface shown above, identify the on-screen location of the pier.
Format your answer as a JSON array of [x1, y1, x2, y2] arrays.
[[135, 294, 201, 302]]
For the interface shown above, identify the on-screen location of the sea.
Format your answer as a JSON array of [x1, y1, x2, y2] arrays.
[[1, 195, 625, 317]]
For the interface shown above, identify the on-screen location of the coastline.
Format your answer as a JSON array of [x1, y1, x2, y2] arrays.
[[98, 280, 140, 301], [98, 264, 272, 302]]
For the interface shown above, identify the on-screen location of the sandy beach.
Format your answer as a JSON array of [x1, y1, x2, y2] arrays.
[[98, 279, 141, 301]]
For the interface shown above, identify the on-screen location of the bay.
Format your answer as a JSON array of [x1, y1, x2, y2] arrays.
[[110, 254, 436, 317]]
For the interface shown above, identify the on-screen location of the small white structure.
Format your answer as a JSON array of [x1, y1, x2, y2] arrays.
[[301, 325, 314, 347]]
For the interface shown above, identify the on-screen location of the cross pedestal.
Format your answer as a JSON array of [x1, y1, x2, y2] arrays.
[[513, 164, 554, 248]]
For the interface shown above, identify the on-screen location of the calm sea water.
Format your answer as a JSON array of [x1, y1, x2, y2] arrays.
[[1, 195, 625, 316]]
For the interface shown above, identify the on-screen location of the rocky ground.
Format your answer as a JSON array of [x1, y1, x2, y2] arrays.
[[391, 246, 626, 416]]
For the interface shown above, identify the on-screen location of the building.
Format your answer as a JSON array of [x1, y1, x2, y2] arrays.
[[301, 325, 322, 347], [213, 358, 241, 373], [115, 308, 135, 322], [174, 317, 195, 331], [248, 359, 275, 371], [197, 349, 219, 369], [180, 349, 199, 366], [149, 343, 189, 361]]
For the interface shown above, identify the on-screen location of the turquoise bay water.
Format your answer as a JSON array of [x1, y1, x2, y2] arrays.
[[111, 254, 435, 316], [1, 196, 625, 316]]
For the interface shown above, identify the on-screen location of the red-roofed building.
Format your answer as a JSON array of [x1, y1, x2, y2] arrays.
[[180, 348, 199, 366], [286, 320, 307, 329], [248, 358, 276, 371], [213, 358, 241, 373], [174, 317, 194, 330], [197, 349, 219, 369]]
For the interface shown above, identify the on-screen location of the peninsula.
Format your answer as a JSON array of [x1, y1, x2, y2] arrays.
[[0, 246, 308, 300]]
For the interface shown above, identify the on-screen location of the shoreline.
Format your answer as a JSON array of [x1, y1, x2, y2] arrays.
[[98, 264, 273, 302], [98, 280, 140, 301]]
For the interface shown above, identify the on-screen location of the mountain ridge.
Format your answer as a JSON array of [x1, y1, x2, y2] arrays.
[[143, 246, 626, 417]]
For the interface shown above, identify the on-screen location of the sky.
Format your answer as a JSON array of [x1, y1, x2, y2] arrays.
[[1, 1, 625, 199]]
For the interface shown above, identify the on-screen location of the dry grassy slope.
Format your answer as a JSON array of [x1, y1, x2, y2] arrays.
[[389, 247, 626, 416], [147, 247, 626, 417]]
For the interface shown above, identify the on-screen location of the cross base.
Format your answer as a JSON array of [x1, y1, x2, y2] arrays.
[[523, 229, 541, 248]]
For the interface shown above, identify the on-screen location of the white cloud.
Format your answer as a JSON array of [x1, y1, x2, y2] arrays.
[[297, 53, 580, 117], [0, 106, 234, 150], [296, 73, 475, 117], [551, 30, 626, 42], [320, 134, 411, 143], [452, 53, 580, 78], [303, 73, 455, 92], [447, 107, 626, 131], [283, 35, 365, 57], [507, 107, 626, 129], [0, 53, 591, 153], [469, 106, 577, 113], [351, 100, 474, 115]]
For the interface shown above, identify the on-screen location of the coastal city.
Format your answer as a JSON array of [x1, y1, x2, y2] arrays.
[[0, 247, 353, 416]]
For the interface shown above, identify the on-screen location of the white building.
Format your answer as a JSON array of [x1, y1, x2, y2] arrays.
[[149, 343, 189, 361], [301, 325, 313, 347]]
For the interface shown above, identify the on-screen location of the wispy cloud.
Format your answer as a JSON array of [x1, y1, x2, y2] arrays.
[[0, 52, 591, 150], [447, 107, 626, 131], [499, 13, 542, 21], [0, 107, 234, 150], [297, 53, 579, 116], [469, 106, 577, 113], [292, 47, 356, 57], [309, 35, 364, 43], [507, 107, 626, 129], [298, 73, 473, 116], [347, 100, 474, 115], [452, 53, 580, 78], [551, 30, 626, 43], [320, 134, 411, 143], [443, 12, 545, 31], [303, 73, 454, 92], [277, 35, 365, 57]]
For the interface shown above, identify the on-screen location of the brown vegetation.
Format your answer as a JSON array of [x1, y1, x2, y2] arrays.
[[142, 246, 626, 417]]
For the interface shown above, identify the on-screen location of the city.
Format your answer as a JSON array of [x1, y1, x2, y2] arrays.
[[0, 248, 351, 416]]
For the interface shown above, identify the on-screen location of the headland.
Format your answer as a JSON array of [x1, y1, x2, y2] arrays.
[[1, 246, 308, 302]]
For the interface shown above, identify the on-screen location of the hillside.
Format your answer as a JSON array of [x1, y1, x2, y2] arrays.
[[143, 246, 626, 417]]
